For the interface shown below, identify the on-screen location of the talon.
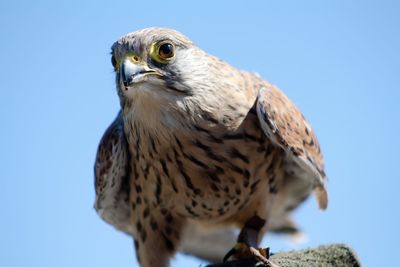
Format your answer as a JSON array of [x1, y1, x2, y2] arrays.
[[259, 247, 270, 259], [223, 242, 248, 262], [223, 242, 280, 267], [222, 247, 237, 263]]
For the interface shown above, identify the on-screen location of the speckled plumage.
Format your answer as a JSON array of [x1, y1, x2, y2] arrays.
[[94, 28, 328, 267]]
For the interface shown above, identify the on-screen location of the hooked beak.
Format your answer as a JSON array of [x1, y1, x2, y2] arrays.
[[120, 58, 160, 87]]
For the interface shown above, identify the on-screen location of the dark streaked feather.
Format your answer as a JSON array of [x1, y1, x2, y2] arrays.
[[256, 83, 328, 210]]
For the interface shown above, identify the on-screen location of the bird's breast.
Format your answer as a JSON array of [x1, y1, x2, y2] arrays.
[[125, 109, 284, 222]]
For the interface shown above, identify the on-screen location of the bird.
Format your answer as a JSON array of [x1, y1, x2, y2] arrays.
[[94, 27, 328, 267]]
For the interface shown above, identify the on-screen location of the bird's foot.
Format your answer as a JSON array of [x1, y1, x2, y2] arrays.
[[223, 242, 281, 267]]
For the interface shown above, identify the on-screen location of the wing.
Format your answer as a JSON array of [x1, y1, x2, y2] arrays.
[[94, 111, 133, 234], [256, 83, 328, 210]]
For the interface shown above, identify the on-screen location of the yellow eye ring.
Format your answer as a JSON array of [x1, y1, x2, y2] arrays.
[[111, 53, 141, 72], [150, 41, 175, 64], [127, 53, 141, 64]]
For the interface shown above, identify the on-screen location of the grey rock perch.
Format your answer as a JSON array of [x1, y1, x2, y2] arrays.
[[205, 244, 361, 267]]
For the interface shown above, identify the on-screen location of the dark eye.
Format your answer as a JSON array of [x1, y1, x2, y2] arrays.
[[158, 43, 174, 59], [111, 55, 117, 69], [150, 41, 175, 64]]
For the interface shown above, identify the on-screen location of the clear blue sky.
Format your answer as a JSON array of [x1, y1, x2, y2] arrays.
[[1, 1, 398, 266]]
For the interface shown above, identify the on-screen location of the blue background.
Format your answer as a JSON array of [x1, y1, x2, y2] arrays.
[[1, 1, 398, 266]]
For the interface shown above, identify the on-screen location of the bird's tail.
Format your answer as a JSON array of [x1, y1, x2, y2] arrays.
[[267, 214, 307, 243]]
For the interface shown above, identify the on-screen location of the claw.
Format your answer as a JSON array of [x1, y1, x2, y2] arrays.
[[222, 247, 237, 263], [225, 216, 280, 266], [223, 243, 249, 262], [259, 247, 270, 259], [223, 242, 280, 267]]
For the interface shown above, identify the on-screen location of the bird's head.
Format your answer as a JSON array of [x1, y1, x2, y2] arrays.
[[112, 28, 205, 105], [111, 28, 251, 131], [112, 28, 242, 107]]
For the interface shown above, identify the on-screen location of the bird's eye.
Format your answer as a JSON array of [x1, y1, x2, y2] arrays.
[[111, 55, 118, 70], [159, 43, 174, 59], [150, 41, 175, 64]]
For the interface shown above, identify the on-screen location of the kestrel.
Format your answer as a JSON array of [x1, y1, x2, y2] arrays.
[[94, 28, 328, 267]]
